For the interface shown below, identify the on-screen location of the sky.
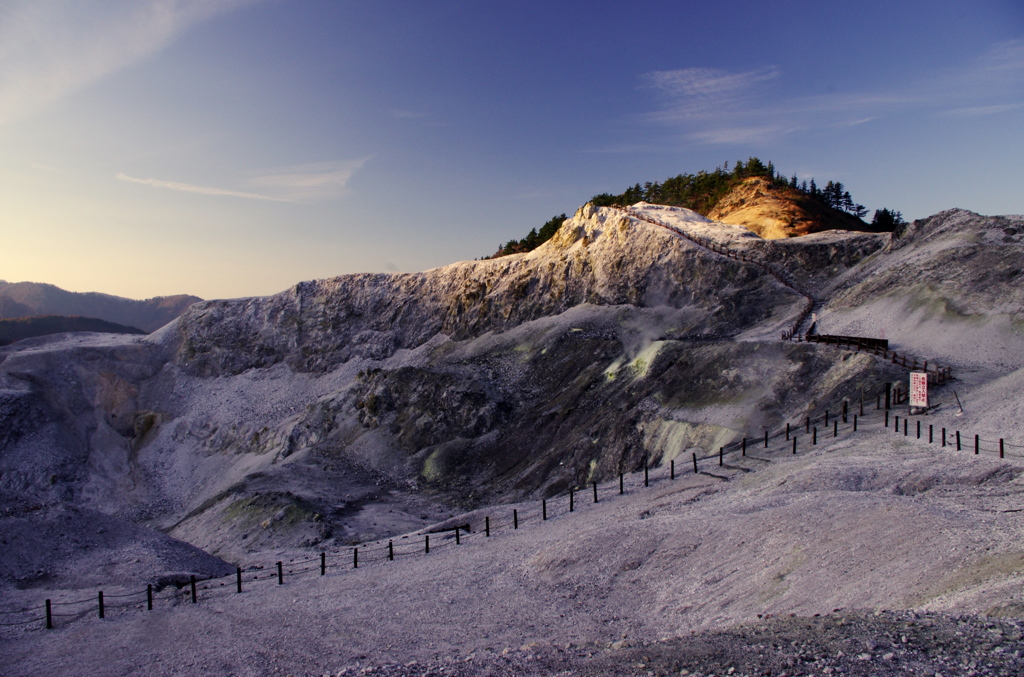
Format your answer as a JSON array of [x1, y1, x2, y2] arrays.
[[1, 0, 1022, 301]]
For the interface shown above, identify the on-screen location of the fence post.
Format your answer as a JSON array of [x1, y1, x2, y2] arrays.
[[719, 446, 724, 466], [917, 420, 921, 439], [813, 427, 817, 445], [148, 584, 154, 609], [46, 599, 52, 629], [644, 461, 649, 487], [389, 540, 395, 559], [542, 499, 547, 521], [513, 510, 518, 529], [236, 568, 242, 593], [793, 437, 797, 454], [691, 452, 697, 474], [619, 472, 624, 494], [904, 419, 908, 436], [894, 414, 898, 432], [353, 547, 358, 569], [321, 552, 326, 576], [929, 424, 934, 444], [276, 563, 282, 586], [191, 575, 197, 602], [593, 481, 598, 503], [956, 430, 961, 451], [853, 414, 858, 432], [98, 591, 104, 619], [742, 438, 746, 456], [764, 430, 768, 448], [1000, 439, 1005, 459], [975, 434, 980, 455], [455, 526, 461, 544], [485, 517, 490, 537], [425, 535, 430, 553], [569, 488, 574, 513], [670, 459, 675, 479]]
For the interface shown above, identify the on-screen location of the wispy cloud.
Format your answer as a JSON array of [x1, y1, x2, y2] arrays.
[[0, 0, 260, 126], [247, 157, 374, 202], [116, 173, 289, 202], [641, 39, 1024, 146]]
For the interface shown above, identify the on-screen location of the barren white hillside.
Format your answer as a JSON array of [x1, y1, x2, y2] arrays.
[[2, 204, 1023, 676]]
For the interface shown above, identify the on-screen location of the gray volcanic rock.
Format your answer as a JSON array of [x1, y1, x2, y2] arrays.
[[0, 203, 1019, 589]]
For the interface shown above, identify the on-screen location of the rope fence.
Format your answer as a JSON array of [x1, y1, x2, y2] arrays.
[[2, 378, 1019, 633]]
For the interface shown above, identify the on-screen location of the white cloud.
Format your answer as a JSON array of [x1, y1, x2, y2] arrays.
[[116, 173, 289, 202], [0, 0, 261, 126], [642, 39, 1024, 146], [247, 157, 374, 202]]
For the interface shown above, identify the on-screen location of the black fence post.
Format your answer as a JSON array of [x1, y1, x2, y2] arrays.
[[917, 420, 921, 439], [670, 459, 675, 479], [833, 421, 838, 438], [236, 568, 242, 593], [425, 535, 430, 553], [353, 547, 359, 568], [692, 452, 698, 474], [542, 499, 547, 521], [929, 424, 934, 444], [191, 575, 198, 602], [793, 437, 797, 454], [975, 434, 980, 455], [904, 419, 908, 436], [46, 599, 52, 629], [321, 552, 326, 576], [957, 430, 961, 451], [485, 517, 490, 537], [592, 482, 598, 503], [455, 526, 461, 545], [148, 584, 154, 609], [276, 563, 282, 586], [1000, 438, 1005, 459], [894, 414, 899, 432], [764, 430, 769, 448], [619, 472, 624, 494], [569, 488, 574, 513], [644, 460, 649, 487], [813, 427, 817, 445], [513, 509, 519, 529], [389, 540, 395, 559], [719, 446, 724, 466], [853, 414, 858, 432]]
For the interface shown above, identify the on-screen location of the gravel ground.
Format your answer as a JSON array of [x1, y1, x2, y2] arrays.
[[329, 610, 1024, 677]]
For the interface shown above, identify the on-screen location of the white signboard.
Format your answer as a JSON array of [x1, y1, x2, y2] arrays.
[[910, 372, 928, 409]]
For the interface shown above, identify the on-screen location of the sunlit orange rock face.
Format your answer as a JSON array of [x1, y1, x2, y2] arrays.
[[708, 177, 872, 239]]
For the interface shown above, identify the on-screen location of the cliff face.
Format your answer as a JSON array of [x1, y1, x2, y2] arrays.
[[708, 177, 876, 239], [174, 204, 795, 376]]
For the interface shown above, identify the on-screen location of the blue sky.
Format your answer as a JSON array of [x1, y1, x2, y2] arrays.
[[1, 0, 1022, 300]]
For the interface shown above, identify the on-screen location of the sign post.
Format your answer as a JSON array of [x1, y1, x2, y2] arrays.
[[909, 372, 928, 415]]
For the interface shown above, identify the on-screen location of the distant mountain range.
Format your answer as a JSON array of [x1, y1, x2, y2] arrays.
[[0, 281, 202, 333]]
